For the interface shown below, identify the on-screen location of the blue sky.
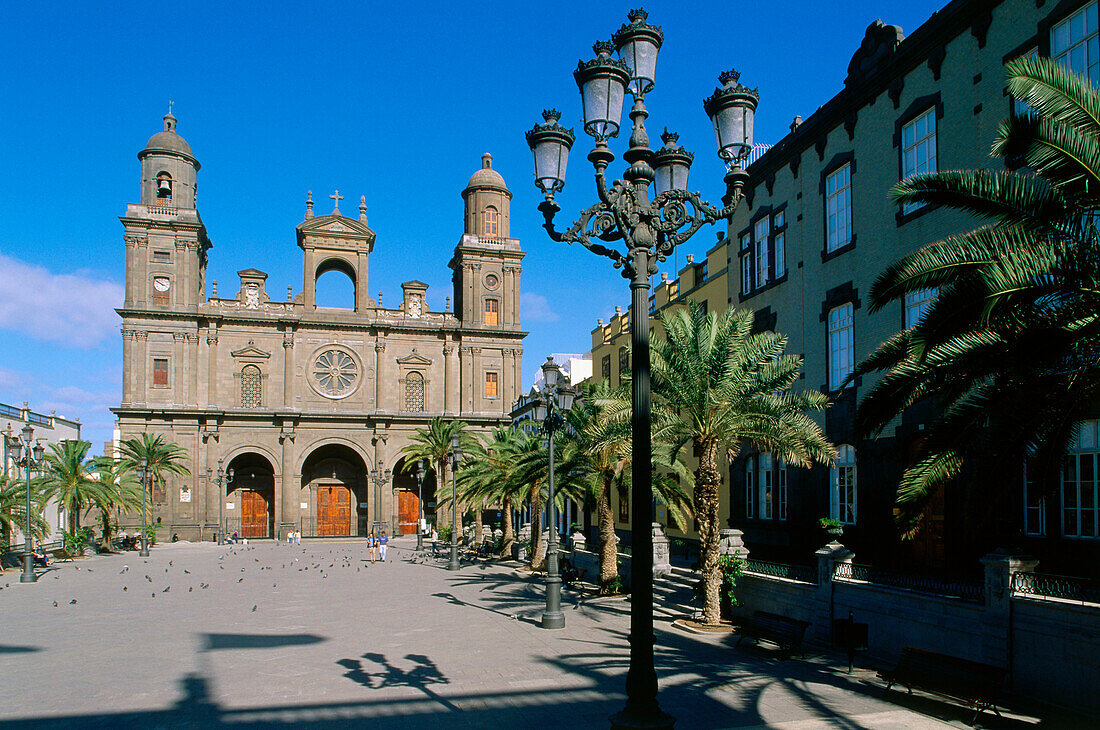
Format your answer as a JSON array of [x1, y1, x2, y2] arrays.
[[0, 1, 947, 451]]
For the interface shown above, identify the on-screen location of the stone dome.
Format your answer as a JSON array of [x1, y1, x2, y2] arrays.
[[140, 113, 195, 160], [466, 153, 507, 190]]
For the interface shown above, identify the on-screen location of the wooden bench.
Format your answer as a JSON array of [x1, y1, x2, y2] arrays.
[[879, 647, 1005, 723], [736, 610, 812, 658]]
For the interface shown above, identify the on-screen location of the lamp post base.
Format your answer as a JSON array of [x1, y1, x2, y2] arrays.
[[540, 610, 565, 629], [609, 705, 675, 730], [416, 533, 423, 552], [448, 544, 460, 571], [20, 553, 37, 583], [139, 548, 150, 557]]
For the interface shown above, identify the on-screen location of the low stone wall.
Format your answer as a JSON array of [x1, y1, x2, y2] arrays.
[[1013, 597, 1100, 711], [729, 573, 815, 625]]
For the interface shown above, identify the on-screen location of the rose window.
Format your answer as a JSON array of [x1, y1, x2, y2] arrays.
[[312, 349, 358, 398]]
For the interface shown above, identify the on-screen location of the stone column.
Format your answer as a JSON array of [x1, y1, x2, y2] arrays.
[[188, 334, 199, 406], [121, 329, 134, 405], [135, 331, 148, 404], [175, 238, 191, 306], [123, 235, 141, 307], [173, 333, 186, 405], [514, 349, 523, 405], [206, 327, 219, 406], [502, 349, 514, 411], [815, 541, 854, 643], [981, 549, 1039, 684], [202, 431, 219, 534], [471, 347, 483, 413], [374, 340, 386, 413], [279, 430, 297, 540], [653, 523, 671, 578], [302, 247, 315, 309], [135, 237, 149, 307], [282, 332, 294, 407], [356, 251, 369, 312]]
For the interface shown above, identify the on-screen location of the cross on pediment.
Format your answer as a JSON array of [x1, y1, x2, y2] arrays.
[[330, 189, 343, 214]]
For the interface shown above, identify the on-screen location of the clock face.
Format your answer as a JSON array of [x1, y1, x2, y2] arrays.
[[153, 277, 171, 292]]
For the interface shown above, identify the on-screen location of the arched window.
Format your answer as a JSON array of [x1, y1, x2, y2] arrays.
[[483, 206, 499, 237], [155, 171, 173, 204], [405, 371, 425, 412], [241, 365, 262, 408], [830, 444, 857, 525]]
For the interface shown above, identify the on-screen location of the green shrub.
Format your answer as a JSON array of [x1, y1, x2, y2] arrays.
[[718, 554, 745, 609], [439, 524, 454, 542]]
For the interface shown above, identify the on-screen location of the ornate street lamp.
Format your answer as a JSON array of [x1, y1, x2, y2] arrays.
[[416, 459, 426, 552], [448, 434, 462, 571], [8, 424, 45, 583], [370, 463, 392, 537], [526, 9, 757, 728], [139, 457, 150, 556], [533, 357, 575, 630], [208, 459, 233, 544]]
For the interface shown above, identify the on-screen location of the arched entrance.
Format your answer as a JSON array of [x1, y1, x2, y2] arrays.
[[392, 457, 425, 537], [301, 444, 368, 537], [226, 453, 275, 539]]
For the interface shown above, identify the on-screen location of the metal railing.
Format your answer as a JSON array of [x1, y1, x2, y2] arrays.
[[833, 562, 984, 602], [1012, 571, 1100, 605], [744, 558, 816, 584]]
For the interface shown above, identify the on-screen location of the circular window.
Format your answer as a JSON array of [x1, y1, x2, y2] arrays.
[[310, 348, 359, 399], [484, 273, 500, 289]]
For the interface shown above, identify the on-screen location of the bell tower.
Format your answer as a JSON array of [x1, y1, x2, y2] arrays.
[[450, 153, 523, 329], [121, 110, 209, 311]]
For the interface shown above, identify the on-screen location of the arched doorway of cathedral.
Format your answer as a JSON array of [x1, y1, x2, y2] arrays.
[[390, 456, 431, 537], [314, 257, 356, 310], [301, 443, 368, 537], [226, 453, 276, 539]]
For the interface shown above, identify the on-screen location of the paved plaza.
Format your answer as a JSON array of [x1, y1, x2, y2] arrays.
[[0, 539, 1082, 729]]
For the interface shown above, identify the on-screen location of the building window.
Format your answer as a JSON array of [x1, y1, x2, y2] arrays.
[[758, 453, 773, 519], [901, 109, 937, 214], [828, 303, 854, 390], [240, 365, 262, 408], [152, 250, 171, 263], [1052, 2, 1100, 85], [618, 346, 629, 378], [744, 457, 755, 519], [774, 231, 785, 280], [601, 354, 611, 380], [1063, 420, 1100, 538], [831, 444, 857, 525], [485, 371, 498, 398], [904, 288, 937, 328], [152, 358, 169, 387], [484, 298, 499, 326], [1024, 460, 1046, 537], [405, 371, 425, 411], [826, 164, 852, 252], [741, 248, 753, 295], [483, 206, 499, 237], [754, 217, 770, 287]]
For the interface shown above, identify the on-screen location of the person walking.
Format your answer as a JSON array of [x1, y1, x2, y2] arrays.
[[379, 531, 388, 562], [367, 532, 376, 563]]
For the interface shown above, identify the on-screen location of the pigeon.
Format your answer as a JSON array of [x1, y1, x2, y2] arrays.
[[152, 593, 156, 598], [183, 569, 190, 574], [165, 568, 169, 573], [123, 586, 127, 592], [169, 561, 172, 567], [75, 566, 80, 570], [69, 599, 77, 604], [201, 583, 209, 589], [52, 601, 58, 607], [163, 586, 170, 593], [145, 575, 152, 582], [238, 578, 243, 583], [251, 605, 257, 612], [87, 568, 93, 573], [188, 587, 192, 592], [121, 566, 129, 574]]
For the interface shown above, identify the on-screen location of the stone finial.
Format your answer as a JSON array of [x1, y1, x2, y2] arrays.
[[445, 296, 451, 312], [615, 306, 622, 315], [661, 272, 669, 282], [686, 254, 694, 264], [482, 152, 493, 169], [330, 189, 343, 214], [305, 191, 314, 219], [790, 115, 803, 133], [597, 318, 604, 326], [377, 291, 382, 307], [287, 285, 293, 301], [211, 281, 218, 297], [359, 195, 368, 223]]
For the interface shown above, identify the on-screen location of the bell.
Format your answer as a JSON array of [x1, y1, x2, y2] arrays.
[[157, 179, 172, 195]]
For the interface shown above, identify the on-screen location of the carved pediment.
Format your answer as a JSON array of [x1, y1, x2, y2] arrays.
[[396, 349, 433, 366], [845, 20, 904, 87], [230, 341, 272, 360], [297, 214, 375, 237]]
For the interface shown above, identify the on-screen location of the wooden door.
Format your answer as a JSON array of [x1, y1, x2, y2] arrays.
[[399, 490, 420, 535], [316, 485, 352, 536], [240, 490, 268, 538]]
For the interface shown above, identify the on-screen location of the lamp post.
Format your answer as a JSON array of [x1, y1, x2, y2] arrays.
[[8, 424, 45, 583], [447, 434, 462, 571], [526, 9, 756, 728], [370, 463, 391, 537], [208, 459, 233, 544], [536, 357, 575, 630], [416, 459, 426, 552], [139, 457, 150, 556]]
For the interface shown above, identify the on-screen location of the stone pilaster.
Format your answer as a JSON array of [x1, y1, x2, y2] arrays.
[[121, 329, 134, 405], [981, 549, 1039, 683], [206, 326, 218, 406], [443, 343, 458, 415], [134, 331, 148, 403], [173, 332, 186, 404], [374, 339, 386, 413], [815, 541, 854, 643], [282, 332, 294, 407]]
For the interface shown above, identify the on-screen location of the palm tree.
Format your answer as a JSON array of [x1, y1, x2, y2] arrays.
[[854, 56, 1100, 537], [119, 434, 192, 518], [399, 418, 478, 539], [558, 379, 694, 593], [455, 426, 534, 557], [652, 301, 835, 625], [37, 440, 110, 536], [0, 474, 49, 549], [91, 456, 144, 550]]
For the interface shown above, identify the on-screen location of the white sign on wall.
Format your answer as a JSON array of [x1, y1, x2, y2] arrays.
[[179, 487, 191, 503], [226, 503, 235, 510], [300, 502, 309, 509]]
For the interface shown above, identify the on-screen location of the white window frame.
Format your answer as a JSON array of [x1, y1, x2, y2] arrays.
[[828, 303, 854, 391], [774, 230, 786, 280], [1063, 420, 1100, 539], [1052, 2, 1100, 86], [754, 218, 770, 287], [831, 444, 857, 525], [825, 163, 852, 252], [741, 247, 753, 295], [901, 109, 937, 214], [904, 287, 937, 329]]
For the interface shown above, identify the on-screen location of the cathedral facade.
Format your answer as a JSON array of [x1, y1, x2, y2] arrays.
[[113, 113, 525, 541]]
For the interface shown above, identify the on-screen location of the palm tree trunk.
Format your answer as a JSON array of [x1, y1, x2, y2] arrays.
[[500, 500, 514, 556], [473, 506, 483, 545], [597, 474, 618, 593], [695, 438, 724, 625], [529, 488, 544, 570]]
